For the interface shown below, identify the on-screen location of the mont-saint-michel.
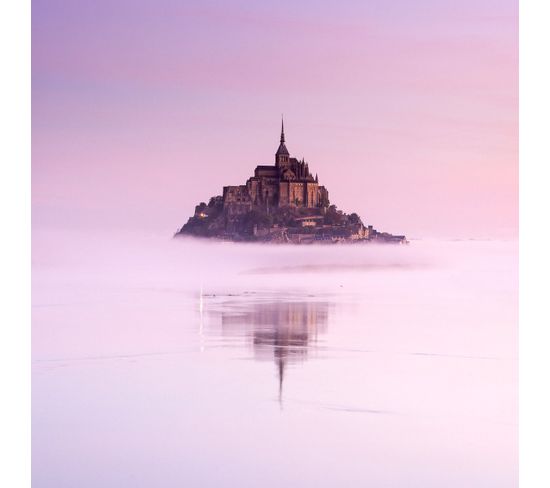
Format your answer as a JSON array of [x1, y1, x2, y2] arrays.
[[176, 121, 407, 244]]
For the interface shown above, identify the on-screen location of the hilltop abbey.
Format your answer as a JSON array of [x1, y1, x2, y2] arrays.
[[176, 120, 407, 244], [222, 119, 330, 216]]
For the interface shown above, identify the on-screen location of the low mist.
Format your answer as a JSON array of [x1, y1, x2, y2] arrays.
[[32, 228, 517, 300]]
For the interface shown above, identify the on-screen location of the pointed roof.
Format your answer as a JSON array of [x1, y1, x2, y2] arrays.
[[276, 116, 289, 156]]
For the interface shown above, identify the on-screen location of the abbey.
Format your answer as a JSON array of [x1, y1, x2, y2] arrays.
[[176, 120, 407, 244], [222, 120, 330, 216]]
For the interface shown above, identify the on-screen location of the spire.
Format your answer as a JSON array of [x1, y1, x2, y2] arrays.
[[275, 116, 289, 160]]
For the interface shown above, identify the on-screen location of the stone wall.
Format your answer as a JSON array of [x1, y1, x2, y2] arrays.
[[223, 185, 252, 216], [318, 186, 329, 207]]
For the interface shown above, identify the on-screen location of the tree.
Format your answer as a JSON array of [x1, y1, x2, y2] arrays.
[[242, 209, 273, 234], [324, 205, 343, 225]]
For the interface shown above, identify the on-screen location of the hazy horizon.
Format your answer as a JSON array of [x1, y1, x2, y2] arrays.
[[32, 0, 517, 240]]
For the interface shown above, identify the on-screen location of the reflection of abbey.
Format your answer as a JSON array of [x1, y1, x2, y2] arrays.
[[223, 120, 330, 215], [218, 300, 329, 404]]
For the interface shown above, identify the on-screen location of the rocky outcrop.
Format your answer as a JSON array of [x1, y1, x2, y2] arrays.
[[175, 200, 407, 244]]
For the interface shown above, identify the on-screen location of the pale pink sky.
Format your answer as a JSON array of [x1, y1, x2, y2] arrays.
[[32, 0, 517, 239]]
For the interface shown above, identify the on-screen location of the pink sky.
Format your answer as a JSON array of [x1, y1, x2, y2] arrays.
[[32, 0, 517, 239]]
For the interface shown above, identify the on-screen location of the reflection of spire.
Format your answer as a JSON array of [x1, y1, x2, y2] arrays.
[[278, 356, 284, 408]]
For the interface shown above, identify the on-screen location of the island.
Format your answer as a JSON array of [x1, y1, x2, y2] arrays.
[[175, 120, 407, 244]]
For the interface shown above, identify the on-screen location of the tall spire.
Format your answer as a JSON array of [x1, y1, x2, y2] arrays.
[[275, 115, 289, 161]]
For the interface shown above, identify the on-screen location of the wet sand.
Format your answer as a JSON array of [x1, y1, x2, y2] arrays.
[[32, 231, 517, 487]]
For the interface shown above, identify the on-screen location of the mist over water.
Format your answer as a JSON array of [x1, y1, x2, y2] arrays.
[[32, 230, 517, 487]]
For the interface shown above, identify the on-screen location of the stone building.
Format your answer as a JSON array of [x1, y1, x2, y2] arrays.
[[223, 120, 329, 212]]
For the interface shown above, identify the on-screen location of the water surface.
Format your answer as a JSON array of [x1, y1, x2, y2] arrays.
[[32, 232, 517, 487]]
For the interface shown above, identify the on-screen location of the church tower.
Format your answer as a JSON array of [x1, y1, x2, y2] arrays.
[[275, 117, 290, 167]]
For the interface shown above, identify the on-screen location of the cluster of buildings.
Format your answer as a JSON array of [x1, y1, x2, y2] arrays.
[[177, 119, 407, 244]]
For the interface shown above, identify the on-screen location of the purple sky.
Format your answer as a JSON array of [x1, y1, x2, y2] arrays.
[[32, 0, 517, 238]]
